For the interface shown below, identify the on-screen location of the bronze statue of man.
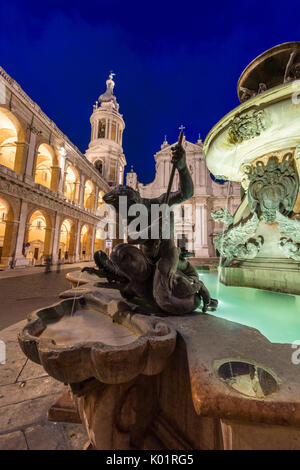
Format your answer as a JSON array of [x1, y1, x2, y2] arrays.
[[83, 138, 217, 315]]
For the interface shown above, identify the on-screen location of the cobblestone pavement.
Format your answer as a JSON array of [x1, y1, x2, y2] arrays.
[[0, 320, 89, 450], [0, 262, 93, 330], [0, 262, 94, 449]]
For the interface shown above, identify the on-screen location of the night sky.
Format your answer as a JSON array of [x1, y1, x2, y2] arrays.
[[1, 0, 300, 184]]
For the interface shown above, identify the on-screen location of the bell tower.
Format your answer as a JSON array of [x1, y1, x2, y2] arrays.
[[86, 72, 126, 186]]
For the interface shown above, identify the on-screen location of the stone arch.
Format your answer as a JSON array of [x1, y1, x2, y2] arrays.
[[25, 209, 53, 265], [0, 106, 25, 174], [0, 197, 15, 266], [34, 143, 59, 191], [98, 119, 106, 139], [97, 190, 104, 209], [64, 163, 80, 203], [84, 179, 95, 210], [94, 227, 104, 252], [95, 159, 104, 176], [58, 218, 76, 262], [80, 223, 92, 260]]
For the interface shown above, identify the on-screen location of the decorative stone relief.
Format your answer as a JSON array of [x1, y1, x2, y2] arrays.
[[247, 154, 299, 223], [27, 124, 42, 136], [211, 208, 234, 227], [228, 110, 266, 144], [276, 211, 300, 261], [279, 238, 300, 261], [215, 213, 261, 264]]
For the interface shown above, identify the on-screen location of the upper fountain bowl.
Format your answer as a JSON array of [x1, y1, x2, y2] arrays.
[[203, 42, 300, 182], [237, 42, 300, 103]]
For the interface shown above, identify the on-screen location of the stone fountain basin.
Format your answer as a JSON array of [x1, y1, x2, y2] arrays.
[[59, 271, 300, 427], [18, 296, 177, 385], [18, 269, 300, 434], [203, 80, 300, 181]]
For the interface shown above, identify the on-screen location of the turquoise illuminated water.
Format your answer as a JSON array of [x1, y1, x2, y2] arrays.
[[197, 271, 300, 344]]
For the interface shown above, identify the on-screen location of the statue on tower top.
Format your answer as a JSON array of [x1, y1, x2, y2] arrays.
[[98, 71, 119, 111]]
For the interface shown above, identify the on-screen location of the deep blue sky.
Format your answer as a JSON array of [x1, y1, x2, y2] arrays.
[[1, 0, 300, 184]]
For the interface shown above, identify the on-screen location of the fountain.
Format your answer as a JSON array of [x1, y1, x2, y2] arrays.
[[205, 42, 300, 295], [18, 43, 300, 450]]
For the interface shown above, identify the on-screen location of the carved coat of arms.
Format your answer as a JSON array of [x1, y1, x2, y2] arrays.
[[228, 110, 266, 144]]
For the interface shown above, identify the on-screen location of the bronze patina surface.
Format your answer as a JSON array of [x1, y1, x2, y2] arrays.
[[237, 41, 300, 102]]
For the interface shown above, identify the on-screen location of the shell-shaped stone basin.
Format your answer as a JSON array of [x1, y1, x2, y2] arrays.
[[18, 296, 177, 386]]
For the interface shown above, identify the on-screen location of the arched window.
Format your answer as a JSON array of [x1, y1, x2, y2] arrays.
[[0, 107, 25, 173], [80, 224, 92, 260], [34, 144, 58, 190], [95, 159, 103, 176], [84, 180, 95, 210], [94, 228, 104, 252], [109, 160, 117, 182], [98, 119, 106, 139], [58, 219, 75, 262], [64, 165, 80, 202], [26, 210, 52, 265], [97, 191, 104, 208]]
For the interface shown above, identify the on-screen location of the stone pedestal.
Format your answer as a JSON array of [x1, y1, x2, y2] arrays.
[[220, 257, 300, 295]]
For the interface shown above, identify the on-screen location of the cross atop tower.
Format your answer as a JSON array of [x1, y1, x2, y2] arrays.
[[179, 124, 185, 132], [109, 71, 115, 80]]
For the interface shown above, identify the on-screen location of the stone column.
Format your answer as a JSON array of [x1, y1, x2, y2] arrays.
[[51, 213, 61, 264], [57, 157, 66, 196], [200, 159, 206, 186], [120, 167, 124, 185], [105, 119, 109, 139], [79, 175, 85, 207], [193, 203, 209, 258], [94, 187, 99, 213], [74, 221, 81, 262], [195, 159, 200, 186], [202, 204, 208, 247], [164, 160, 168, 187], [14, 200, 30, 267], [50, 166, 61, 192], [24, 130, 37, 184], [90, 225, 96, 259], [1, 219, 19, 267], [108, 120, 112, 140], [44, 227, 54, 259]]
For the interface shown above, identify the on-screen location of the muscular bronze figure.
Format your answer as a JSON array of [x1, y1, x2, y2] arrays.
[[83, 138, 217, 315]]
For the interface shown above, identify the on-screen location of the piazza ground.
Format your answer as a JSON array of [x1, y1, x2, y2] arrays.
[[0, 261, 93, 449], [0, 261, 93, 330]]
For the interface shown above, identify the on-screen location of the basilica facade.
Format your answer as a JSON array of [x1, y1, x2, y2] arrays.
[[126, 136, 241, 257], [0, 67, 125, 268]]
